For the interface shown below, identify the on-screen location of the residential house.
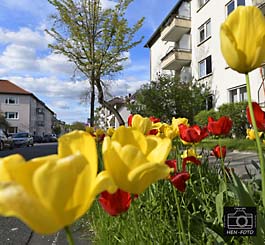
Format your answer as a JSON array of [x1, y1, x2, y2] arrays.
[[95, 95, 134, 129], [145, 0, 265, 110], [0, 79, 56, 136]]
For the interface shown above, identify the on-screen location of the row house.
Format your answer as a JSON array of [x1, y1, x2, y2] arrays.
[[0, 79, 56, 136], [145, 0, 265, 110]]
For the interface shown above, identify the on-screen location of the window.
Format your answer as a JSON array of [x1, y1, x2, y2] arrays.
[[8, 127, 18, 134], [198, 0, 209, 8], [199, 56, 212, 78], [229, 86, 247, 103], [226, 0, 245, 16], [239, 86, 247, 101], [230, 89, 238, 103], [5, 97, 19, 104], [199, 19, 211, 43], [5, 112, 19, 119]]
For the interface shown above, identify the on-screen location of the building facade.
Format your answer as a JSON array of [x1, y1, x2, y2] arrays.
[[145, 0, 265, 110], [0, 80, 55, 136]]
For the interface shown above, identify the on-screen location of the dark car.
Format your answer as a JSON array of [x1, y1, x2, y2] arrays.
[[12, 132, 34, 147], [33, 135, 43, 143], [43, 134, 57, 143], [0, 128, 14, 150]]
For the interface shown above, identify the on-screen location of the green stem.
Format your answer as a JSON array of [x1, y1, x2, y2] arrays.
[[64, 226, 74, 245], [173, 188, 188, 244], [245, 73, 265, 209], [218, 140, 227, 191]]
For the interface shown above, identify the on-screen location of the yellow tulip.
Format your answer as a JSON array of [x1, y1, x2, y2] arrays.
[[102, 126, 172, 194], [0, 131, 116, 234], [220, 6, 265, 73], [107, 127, 115, 137], [181, 148, 201, 159], [172, 117, 189, 136], [164, 125, 177, 140], [131, 114, 152, 135], [246, 128, 263, 140]]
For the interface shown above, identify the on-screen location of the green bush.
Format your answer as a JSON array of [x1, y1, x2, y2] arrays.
[[194, 109, 220, 127], [218, 102, 248, 138]]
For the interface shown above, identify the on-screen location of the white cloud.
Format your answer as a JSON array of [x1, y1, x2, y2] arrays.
[[108, 78, 147, 97], [100, 0, 117, 9], [37, 53, 76, 76], [0, 44, 38, 72], [0, 27, 49, 49]]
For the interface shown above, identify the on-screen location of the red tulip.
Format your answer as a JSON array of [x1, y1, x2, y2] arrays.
[[149, 116, 160, 123], [165, 159, 177, 172], [99, 189, 132, 216], [178, 124, 208, 143], [128, 114, 133, 127], [212, 145, 227, 159], [170, 172, 190, 192], [246, 102, 265, 131], [207, 116, 233, 136], [182, 156, 201, 171]]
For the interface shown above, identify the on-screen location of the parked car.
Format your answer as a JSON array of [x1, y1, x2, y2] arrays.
[[12, 132, 34, 147], [0, 128, 14, 150], [33, 135, 43, 143], [43, 134, 58, 143]]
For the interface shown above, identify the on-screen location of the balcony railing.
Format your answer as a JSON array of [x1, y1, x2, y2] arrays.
[[161, 16, 191, 42], [161, 48, 191, 71]]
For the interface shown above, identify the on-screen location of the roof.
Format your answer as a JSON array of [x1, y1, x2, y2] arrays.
[[144, 0, 186, 48], [0, 79, 55, 115], [0, 79, 31, 95]]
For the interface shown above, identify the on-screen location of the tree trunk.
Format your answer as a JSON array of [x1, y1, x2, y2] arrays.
[[96, 78, 125, 126], [90, 81, 95, 127]]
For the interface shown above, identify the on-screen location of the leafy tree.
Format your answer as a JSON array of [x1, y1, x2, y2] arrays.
[[0, 113, 9, 130], [127, 75, 211, 124], [218, 101, 248, 138], [53, 125, 62, 136], [46, 0, 144, 126], [194, 109, 220, 127], [70, 121, 86, 131]]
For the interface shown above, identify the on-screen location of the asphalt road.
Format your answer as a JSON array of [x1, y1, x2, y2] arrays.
[[0, 143, 91, 245]]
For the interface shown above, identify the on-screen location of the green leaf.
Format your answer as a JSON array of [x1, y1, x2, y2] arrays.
[[216, 192, 224, 224]]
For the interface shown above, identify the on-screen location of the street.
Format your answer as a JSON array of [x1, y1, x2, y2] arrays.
[[0, 143, 90, 245]]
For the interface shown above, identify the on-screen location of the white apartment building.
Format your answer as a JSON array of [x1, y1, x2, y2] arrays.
[[0, 80, 55, 136], [145, 0, 265, 110]]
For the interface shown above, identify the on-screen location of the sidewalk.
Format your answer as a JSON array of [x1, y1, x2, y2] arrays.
[[208, 150, 261, 179]]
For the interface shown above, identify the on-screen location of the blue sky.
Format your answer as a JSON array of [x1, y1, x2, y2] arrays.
[[0, 0, 177, 124]]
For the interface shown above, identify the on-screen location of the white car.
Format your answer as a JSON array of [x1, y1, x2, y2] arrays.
[[12, 132, 34, 147]]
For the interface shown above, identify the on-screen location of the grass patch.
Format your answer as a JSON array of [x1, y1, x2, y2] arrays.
[[199, 138, 264, 152]]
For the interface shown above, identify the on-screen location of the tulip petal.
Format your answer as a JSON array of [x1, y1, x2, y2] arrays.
[[91, 170, 117, 196], [33, 154, 88, 222], [58, 131, 98, 177], [220, 6, 265, 73], [119, 145, 148, 169], [0, 154, 26, 182], [128, 162, 170, 194], [111, 126, 147, 153], [146, 136, 171, 163], [0, 182, 61, 234]]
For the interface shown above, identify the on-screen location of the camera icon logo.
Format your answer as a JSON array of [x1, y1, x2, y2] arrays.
[[224, 207, 256, 236], [227, 209, 253, 229]]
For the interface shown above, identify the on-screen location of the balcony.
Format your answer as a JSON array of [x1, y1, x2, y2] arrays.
[[253, 0, 265, 14], [161, 48, 191, 71], [161, 16, 191, 42]]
